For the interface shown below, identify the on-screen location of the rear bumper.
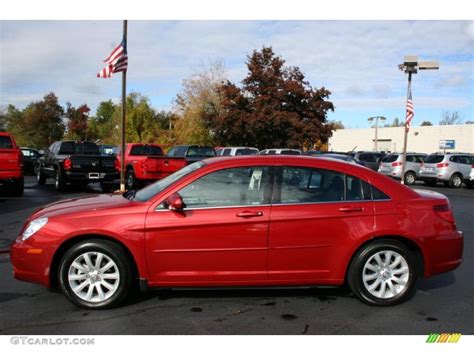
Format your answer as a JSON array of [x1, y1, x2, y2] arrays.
[[0, 170, 22, 183], [424, 230, 463, 277], [64, 171, 119, 182], [419, 171, 450, 181]]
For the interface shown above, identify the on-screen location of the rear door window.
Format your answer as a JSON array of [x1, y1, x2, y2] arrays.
[[222, 149, 232, 156], [130, 145, 144, 156], [145, 145, 163, 156], [0, 136, 13, 149], [425, 155, 444, 164]]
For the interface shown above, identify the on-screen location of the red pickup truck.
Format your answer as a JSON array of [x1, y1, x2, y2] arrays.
[[123, 144, 217, 189], [0, 132, 24, 196], [123, 143, 187, 189]]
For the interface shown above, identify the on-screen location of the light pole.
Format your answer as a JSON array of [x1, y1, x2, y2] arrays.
[[368, 116, 386, 152], [398, 56, 439, 184]]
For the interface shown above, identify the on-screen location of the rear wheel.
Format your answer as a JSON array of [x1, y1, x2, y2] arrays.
[[125, 169, 136, 190], [348, 240, 418, 306], [403, 171, 416, 186], [11, 177, 24, 197], [36, 167, 47, 185], [449, 173, 463, 188], [58, 239, 132, 309], [54, 169, 67, 192]]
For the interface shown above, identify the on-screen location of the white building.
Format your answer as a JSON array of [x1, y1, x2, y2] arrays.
[[328, 124, 474, 154]]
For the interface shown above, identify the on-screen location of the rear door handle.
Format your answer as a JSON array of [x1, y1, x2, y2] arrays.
[[236, 211, 264, 218], [338, 206, 364, 213]]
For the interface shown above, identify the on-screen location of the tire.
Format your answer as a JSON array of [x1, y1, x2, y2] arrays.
[[403, 171, 416, 186], [449, 173, 463, 189], [347, 240, 418, 306], [100, 182, 116, 193], [125, 169, 136, 190], [58, 239, 132, 309], [54, 169, 67, 192], [36, 166, 47, 185], [11, 177, 24, 197]]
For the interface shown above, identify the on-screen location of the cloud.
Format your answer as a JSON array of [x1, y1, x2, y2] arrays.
[[0, 20, 472, 124]]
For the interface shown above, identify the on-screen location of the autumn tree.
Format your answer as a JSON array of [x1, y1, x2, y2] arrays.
[[173, 60, 227, 145], [65, 103, 90, 141], [204, 47, 334, 149]]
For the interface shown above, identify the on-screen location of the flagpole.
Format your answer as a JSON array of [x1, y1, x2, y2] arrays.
[[400, 71, 412, 185], [120, 20, 128, 192]]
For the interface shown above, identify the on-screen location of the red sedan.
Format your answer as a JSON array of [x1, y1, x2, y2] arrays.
[[10, 156, 463, 309]]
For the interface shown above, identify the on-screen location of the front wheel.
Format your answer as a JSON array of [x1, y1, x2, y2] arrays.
[[58, 239, 132, 309], [347, 240, 418, 306]]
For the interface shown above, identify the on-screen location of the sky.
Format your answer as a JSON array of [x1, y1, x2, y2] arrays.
[[0, 20, 473, 128]]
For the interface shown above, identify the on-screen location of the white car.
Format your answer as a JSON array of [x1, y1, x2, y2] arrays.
[[260, 148, 301, 155], [216, 147, 259, 156]]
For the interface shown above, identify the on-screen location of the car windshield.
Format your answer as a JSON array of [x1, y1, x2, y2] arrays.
[[424, 155, 444, 164], [132, 161, 206, 202], [382, 154, 399, 163], [235, 148, 259, 156], [186, 147, 215, 157]]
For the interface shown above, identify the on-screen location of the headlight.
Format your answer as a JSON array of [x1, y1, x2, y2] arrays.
[[22, 217, 48, 241]]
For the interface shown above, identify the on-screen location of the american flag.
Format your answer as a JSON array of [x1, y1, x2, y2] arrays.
[[405, 86, 414, 131], [97, 39, 128, 78]]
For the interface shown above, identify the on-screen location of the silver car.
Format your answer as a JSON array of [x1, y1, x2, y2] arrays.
[[419, 153, 473, 188], [378, 153, 427, 185]]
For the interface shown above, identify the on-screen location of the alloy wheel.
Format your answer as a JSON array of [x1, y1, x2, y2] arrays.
[[68, 252, 120, 303], [362, 250, 409, 299]]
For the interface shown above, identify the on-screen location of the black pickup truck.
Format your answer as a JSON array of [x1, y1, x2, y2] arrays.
[[36, 141, 119, 192]]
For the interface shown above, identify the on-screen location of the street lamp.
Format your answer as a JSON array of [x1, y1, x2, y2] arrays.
[[368, 116, 386, 152], [398, 56, 439, 184]]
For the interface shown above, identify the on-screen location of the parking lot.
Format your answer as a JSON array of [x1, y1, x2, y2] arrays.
[[0, 176, 473, 335]]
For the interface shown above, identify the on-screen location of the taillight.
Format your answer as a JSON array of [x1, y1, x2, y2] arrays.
[[63, 158, 72, 170], [17, 152, 24, 168], [114, 158, 121, 172], [436, 163, 449, 168], [433, 204, 455, 225], [391, 162, 402, 167]]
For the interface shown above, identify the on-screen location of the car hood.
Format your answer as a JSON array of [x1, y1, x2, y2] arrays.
[[30, 194, 134, 219]]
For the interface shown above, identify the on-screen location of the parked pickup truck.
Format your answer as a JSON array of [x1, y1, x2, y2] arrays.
[[124, 144, 216, 189], [0, 132, 24, 196], [36, 141, 119, 192]]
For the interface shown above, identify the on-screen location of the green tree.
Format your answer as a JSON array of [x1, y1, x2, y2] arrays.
[[204, 47, 334, 149], [420, 120, 433, 126], [88, 100, 117, 143]]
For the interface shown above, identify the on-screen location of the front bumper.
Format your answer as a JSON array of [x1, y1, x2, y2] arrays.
[[10, 233, 56, 288]]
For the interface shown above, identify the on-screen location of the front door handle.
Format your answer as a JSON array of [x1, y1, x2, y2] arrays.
[[236, 211, 263, 218], [338, 206, 364, 213]]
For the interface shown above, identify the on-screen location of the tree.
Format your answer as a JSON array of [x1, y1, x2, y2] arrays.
[[439, 111, 462, 125], [65, 103, 90, 141], [420, 120, 433, 126], [329, 120, 345, 130], [173, 60, 227, 145], [87, 100, 117, 143], [204, 47, 334, 149], [12, 93, 65, 149]]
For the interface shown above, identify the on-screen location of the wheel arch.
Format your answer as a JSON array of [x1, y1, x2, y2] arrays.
[[344, 235, 425, 283], [49, 234, 140, 289]]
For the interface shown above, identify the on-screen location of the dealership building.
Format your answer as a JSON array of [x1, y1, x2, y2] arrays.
[[328, 124, 474, 154]]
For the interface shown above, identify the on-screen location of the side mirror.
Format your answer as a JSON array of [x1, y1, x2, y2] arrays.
[[166, 193, 185, 211]]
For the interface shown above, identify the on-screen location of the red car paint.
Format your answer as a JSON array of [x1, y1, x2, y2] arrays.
[[0, 132, 23, 183], [124, 143, 187, 182], [10, 156, 463, 289]]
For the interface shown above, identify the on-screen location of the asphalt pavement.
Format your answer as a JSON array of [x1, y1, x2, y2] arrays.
[[0, 176, 473, 335]]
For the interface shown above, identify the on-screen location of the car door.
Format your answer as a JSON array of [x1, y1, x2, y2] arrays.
[[144, 165, 273, 285], [268, 166, 374, 283]]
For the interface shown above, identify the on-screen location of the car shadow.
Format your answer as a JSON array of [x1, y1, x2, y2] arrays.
[[122, 285, 354, 307], [417, 272, 456, 291]]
